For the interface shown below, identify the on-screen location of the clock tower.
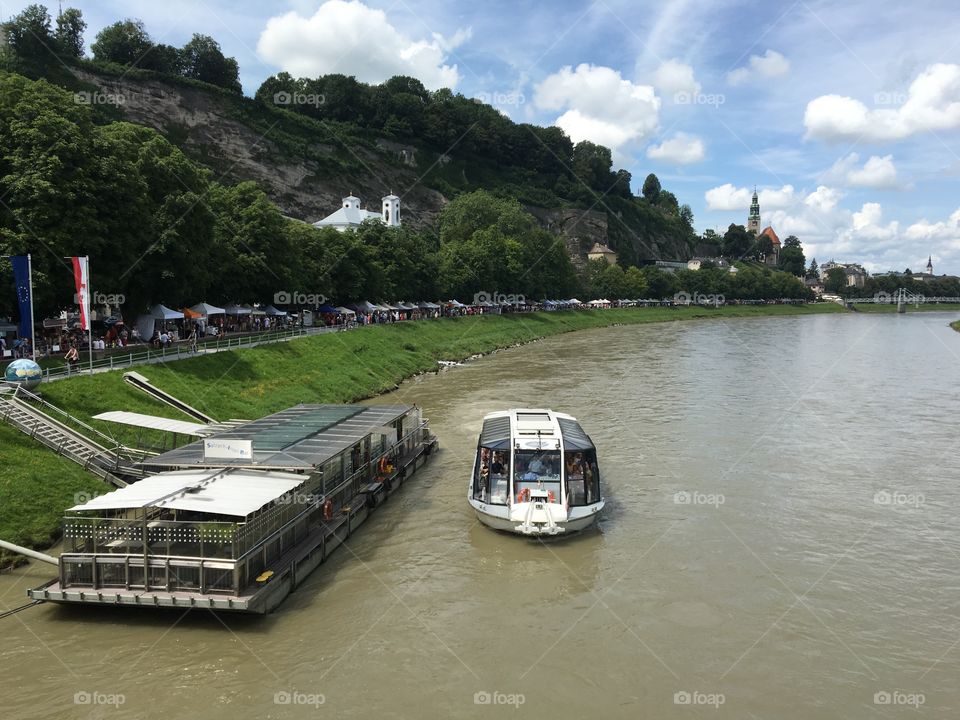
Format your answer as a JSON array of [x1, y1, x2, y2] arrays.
[[747, 187, 761, 234]]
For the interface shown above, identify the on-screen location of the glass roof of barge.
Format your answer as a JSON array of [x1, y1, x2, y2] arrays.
[[139, 404, 412, 471]]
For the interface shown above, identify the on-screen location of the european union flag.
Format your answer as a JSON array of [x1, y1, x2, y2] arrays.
[[10, 255, 32, 340]]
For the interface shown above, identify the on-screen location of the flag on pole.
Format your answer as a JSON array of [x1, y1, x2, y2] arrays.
[[10, 255, 33, 340], [72, 256, 91, 331]]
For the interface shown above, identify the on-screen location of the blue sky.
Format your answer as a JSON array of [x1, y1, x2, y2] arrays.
[[5, 0, 960, 274]]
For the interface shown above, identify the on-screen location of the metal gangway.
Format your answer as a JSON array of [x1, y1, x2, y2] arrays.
[[122, 371, 217, 424], [0, 386, 149, 487]]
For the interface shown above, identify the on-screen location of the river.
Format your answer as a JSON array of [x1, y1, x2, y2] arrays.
[[1, 311, 959, 719]]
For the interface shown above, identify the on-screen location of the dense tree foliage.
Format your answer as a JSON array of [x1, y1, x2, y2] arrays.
[[91, 19, 240, 91], [778, 235, 806, 276]]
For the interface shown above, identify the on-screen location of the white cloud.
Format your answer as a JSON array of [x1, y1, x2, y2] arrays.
[[704, 183, 750, 211], [257, 0, 469, 90], [652, 59, 701, 102], [805, 185, 844, 213], [904, 209, 960, 243], [704, 183, 795, 211], [646, 133, 705, 164], [804, 63, 960, 142], [824, 153, 900, 189], [533, 64, 660, 156], [727, 50, 790, 86]]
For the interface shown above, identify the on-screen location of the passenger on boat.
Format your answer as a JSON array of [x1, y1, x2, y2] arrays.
[[528, 456, 546, 474], [491, 455, 505, 475]]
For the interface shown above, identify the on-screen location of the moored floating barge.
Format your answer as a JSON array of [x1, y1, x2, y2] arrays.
[[28, 404, 437, 614]]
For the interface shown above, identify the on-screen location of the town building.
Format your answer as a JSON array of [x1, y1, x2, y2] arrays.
[[313, 194, 401, 232], [687, 257, 737, 273], [654, 260, 688, 273], [745, 188, 780, 265], [586, 242, 617, 265], [822, 260, 868, 288]]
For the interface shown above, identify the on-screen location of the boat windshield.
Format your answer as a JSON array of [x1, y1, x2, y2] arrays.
[[513, 450, 562, 503], [565, 449, 600, 506], [473, 446, 509, 505]]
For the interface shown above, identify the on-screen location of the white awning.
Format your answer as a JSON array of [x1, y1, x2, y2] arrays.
[[68, 468, 307, 517], [93, 411, 211, 436]]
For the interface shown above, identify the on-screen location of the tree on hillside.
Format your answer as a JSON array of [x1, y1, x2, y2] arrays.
[[91, 19, 153, 66], [679, 203, 694, 229], [2, 4, 55, 62], [437, 190, 577, 299], [755, 234, 773, 261], [807, 258, 819, 279], [824, 267, 847, 294], [641, 173, 661, 202], [54, 7, 85, 57], [722, 223, 752, 258], [179, 34, 241, 92], [572, 141, 613, 192], [657, 189, 680, 216], [778, 235, 805, 276]]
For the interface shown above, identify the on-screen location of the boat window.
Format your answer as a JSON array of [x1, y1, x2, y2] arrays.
[[513, 450, 562, 503], [565, 449, 600, 506], [473, 447, 509, 505]]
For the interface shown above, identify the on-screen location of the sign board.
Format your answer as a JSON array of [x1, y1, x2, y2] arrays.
[[204, 438, 254, 461]]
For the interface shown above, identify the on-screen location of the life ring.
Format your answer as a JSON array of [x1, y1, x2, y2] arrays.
[[548, 490, 555, 503], [323, 499, 333, 520], [378, 457, 388, 474], [516, 488, 530, 503]]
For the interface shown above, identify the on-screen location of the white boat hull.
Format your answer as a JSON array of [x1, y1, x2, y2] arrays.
[[468, 498, 603, 536]]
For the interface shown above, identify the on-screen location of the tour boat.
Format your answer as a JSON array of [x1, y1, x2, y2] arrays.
[[467, 409, 604, 536]]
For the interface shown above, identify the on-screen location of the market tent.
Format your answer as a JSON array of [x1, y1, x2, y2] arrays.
[[317, 304, 339, 313], [182, 307, 204, 320], [191, 302, 225, 316], [335, 306, 356, 315], [352, 300, 378, 313], [418, 301, 440, 309], [446, 300, 466, 308], [150, 304, 184, 320], [262, 305, 287, 317], [223, 304, 251, 315]]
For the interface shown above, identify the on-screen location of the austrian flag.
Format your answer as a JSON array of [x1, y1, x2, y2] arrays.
[[71, 256, 90, 331]]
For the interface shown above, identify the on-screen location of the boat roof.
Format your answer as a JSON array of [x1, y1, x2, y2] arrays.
[[67, 468, 306, 518], [92, 411, 213, 437], [479, 408, 595, 451], [140, 404, 412, 471]]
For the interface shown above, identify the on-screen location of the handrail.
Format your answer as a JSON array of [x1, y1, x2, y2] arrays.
[[9, 386, 148, 467]]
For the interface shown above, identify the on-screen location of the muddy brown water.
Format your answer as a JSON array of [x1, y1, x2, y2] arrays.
[[1, 312, 959, 719]]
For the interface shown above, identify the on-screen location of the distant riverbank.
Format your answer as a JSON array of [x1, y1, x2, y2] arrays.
[[850, 302, 960, 313], [0, 302, 854, 566]]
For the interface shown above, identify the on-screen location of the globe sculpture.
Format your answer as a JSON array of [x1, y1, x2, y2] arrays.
[[4, 358, 42, 390]]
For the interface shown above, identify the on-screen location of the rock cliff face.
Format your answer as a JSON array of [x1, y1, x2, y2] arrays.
[[71, 68, 447, 229], [71, 68, 695, 263]]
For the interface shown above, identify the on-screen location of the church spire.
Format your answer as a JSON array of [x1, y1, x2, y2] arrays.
[[747, 186, 761, 234], [926, 255, 933, 275]]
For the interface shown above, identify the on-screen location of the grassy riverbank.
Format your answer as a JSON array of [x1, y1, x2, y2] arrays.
[[850, 302, 960, 313], [0, 304, 844, 565], [952, 320, 960, 332]]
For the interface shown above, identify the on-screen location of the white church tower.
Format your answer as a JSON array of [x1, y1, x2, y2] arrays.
[[382, 194, 401, 227], [342, 195, 361, 210]]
